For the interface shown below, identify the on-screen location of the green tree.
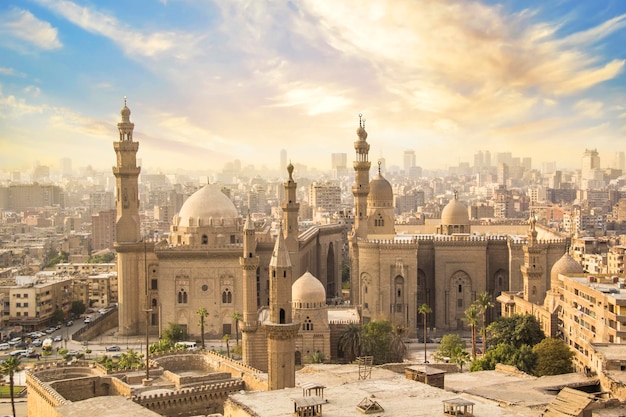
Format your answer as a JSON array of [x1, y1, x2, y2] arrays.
[[532, 338, 574, 376], [232, 311, 242, 346], [418, 303, 432, 363], [118, 349, 143, 370], [88, 252, 115, 263], [46, 251, 68, 267], [470, 343, 537, 374], [70, 300, 86, 317], [0, 356, 21, 417], [196, 308, 208, 349], [487, 314, 545, 349], [463, 304, 479, 359], [222, 333, 230, 358], [341, 261, 350, 287], [52, 308, 65, 323], [451, 346, 471, 372], [474, 292, 494, 355], [434, 334, 466, 363], [149, 338, 174, 354], [362, 321, 393, 365], [307, 351, 326, 364], [389, 325, 408, 363], [162, 323, 188, 343], [338, 323, 362, 362]]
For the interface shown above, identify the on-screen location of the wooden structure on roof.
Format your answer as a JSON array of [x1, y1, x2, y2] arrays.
[[301, 382, 326, 399], [357, 356, 373, 380], [543, 387, 596, 417], [292, 396, 325, 417], [405, 365, 446, 389], [442, 398, 474, 416], [356, 397, 384, 414]]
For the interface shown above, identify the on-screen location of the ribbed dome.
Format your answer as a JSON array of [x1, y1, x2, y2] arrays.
[[292, 271, 326, 305], [368, 172, 393, 203], [551, 252, 583, 282], [177, 184, 239, 228], [441, 196, 469, 226]]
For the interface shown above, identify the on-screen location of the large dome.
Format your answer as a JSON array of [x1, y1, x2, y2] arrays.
[[368, 172, 393, 204], [551, 252, 583, 282], [292, 271, 326, 306], [441, 196, 469, 226], [177, 184, 239, 228]]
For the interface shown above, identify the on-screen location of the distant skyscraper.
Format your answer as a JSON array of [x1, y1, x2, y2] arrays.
[[59, 158, 72, 177], [280, 149, 287, 173], [474, 151, 484, 170], [403, 150, 416, 174], [542, 162, 556, 174], [331, 153, 347, 178], [614, 151, 625, 171], [484, 150, 491, 168], [497, 162, 509, 186], [522, 157, 531, 171], [581, 149, 601, 190]]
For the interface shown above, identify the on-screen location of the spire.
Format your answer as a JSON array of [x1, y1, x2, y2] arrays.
[[244, 212, 255, 231], [270, 228, 291, 268], [287, 161, 294, 181], [528, 210, 538, 246]]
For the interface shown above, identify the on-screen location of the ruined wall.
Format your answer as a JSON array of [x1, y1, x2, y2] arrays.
[[50, 376, 111, 402], [26, 371, 68, 417]]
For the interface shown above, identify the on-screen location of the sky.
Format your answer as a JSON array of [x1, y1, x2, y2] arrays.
[[1, 0, 626, 174]]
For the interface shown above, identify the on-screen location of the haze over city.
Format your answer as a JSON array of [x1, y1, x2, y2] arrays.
[[1, 0, 626, 173]]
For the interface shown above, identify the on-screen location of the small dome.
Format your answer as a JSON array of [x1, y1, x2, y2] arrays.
[[177, 184, 239, 228], [356, 126, 368, 141], [292, 271, 326, 304], [441, 195, 469, 226], [121, 105, 131, 118], [368, 172, 393, 203], [551, 252, 583, 282]]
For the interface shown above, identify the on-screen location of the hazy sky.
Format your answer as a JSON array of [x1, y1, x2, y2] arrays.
[[1, 0, 625, 174]]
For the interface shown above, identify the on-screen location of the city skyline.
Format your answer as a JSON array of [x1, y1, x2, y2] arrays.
[[1, 0, 625, 173]]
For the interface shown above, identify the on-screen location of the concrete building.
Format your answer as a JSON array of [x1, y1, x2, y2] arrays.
[[92, 209, 116, 251]]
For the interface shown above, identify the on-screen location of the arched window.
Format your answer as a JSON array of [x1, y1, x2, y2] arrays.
[[178, 289, 187, 304], [532, 286, 537, 296], [151, 298, 157, 307], [222, 288, 232, 304], [279, 308, 286, 324], [201, 234, 208, 244], [303, 316, 313, 331]]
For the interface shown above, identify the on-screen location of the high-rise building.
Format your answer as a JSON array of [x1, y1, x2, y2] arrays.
[[614, 151, 625, 171], [92, 209, 116, 251], [403, 150, 416, 175], [280, 149, 287, 173], [331, 153, 347, 178], [581, 149, 601, 190], [59, 157, 72, 177]]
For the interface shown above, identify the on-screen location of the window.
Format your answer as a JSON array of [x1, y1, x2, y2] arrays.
[[283, 271, 287, 278], [397, 289, 402, 298], [23, 303, 28, 307], [279, 308, 286, 324], [24, 312, 28, 317], [457, 298, 463, 308], [458, 284, 462, 293], [222, 289, 232, 304], [16, 303, 21, 307], [178, 289, 188, 304], [303, 317, 313, 331], [202, 234, 208, 244], [151, 298, 157, 307], [23, 294, 28, 298], [151, 279, 158, 290]]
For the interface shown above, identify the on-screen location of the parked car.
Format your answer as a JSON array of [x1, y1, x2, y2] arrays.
[[31, 339, 42, 347], [84, 317, 91, 324], [66, 350, 80, 356], [8, 337, 22, 346], [66, 320, 74, 327], [53, 336, 62, 342], [105, 345, 121, 352]]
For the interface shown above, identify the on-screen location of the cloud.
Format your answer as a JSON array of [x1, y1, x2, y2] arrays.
[[0, 85, 46, 118], [0, 8, 62, 50], [34, 0, 199, 59]]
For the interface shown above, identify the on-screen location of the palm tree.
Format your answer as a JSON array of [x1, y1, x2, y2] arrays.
[[390, 325, 408, 363], [464, 304, 479, 359], [222, 333, 230, 358], [475, 292, 494, 355], [338, 323, 362, 362], [196, 307, 209, 350], [0, 356, 21, 417], [418, 303, 432, 363], [232, 311, 242, 346], [451, 346, 471, 372]]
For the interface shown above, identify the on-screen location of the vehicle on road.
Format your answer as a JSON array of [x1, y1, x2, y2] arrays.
[[84, 317, 91, 324], [9, 350, 28, 357], [66, 320, 74, 327], [105, 345, 121, 352], [175, 341, 198, 351], [67, 350, 80, 356], [31, 339, 42, 347], [8, 337, 22, 346], [53, 336, 62, 342], [42, 338, 53, 352], [0, 343, 10, 350]]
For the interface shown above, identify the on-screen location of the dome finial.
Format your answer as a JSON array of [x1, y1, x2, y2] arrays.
[[124, 96, 127, 106], [378, 160, 382, 175], [359, 113, 363, 128], [454, 190, 458, 200], [287, 161, 294, 180]]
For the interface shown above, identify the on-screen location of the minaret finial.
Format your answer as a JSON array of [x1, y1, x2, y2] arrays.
[[454, 190, 458, 200], [124, 96, 127, 106], [359, 113, 363, 128], [378, 160, 381, 174]]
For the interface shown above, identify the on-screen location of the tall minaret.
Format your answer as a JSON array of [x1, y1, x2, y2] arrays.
[[240, 214, 264, 370], [262, 229, 299, 390], [352, 114, 371, 239], [282, 162, 300, 268], [521, 211, 546, 304], [349, 114, 371, 306], [113, 98, 144, 336]]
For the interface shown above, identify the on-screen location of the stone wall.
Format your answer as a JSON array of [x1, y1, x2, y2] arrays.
[[72, 310, 118, 342], [26, 371, 68, 417], [50, 376, 111, 402]]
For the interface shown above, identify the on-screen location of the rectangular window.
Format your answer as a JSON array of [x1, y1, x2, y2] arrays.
[[23, 294, 28, 298], [151, 279, 158, 290], [23, 303, 28, 307], [457, 299, 463, 308], [16, 303, 21, 307], [24, 312, 28, 317]]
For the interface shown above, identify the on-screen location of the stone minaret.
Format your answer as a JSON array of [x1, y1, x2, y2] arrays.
[[352, 114, 371, 239], [240, 214, 265, 370], [282, 162, 300, 266], [113, 98, 147, 336], [521, 212, 546, 304], [262, 230, 299, 390], [349, 114, 371, 305]]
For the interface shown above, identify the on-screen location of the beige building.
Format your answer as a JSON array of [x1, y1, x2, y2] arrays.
[[112, 103, 343, 341], [348, 119, 567, 336], [0, 274, 73, 330]]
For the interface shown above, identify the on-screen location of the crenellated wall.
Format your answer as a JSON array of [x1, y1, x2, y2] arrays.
[[131, 379, 244, 416]]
